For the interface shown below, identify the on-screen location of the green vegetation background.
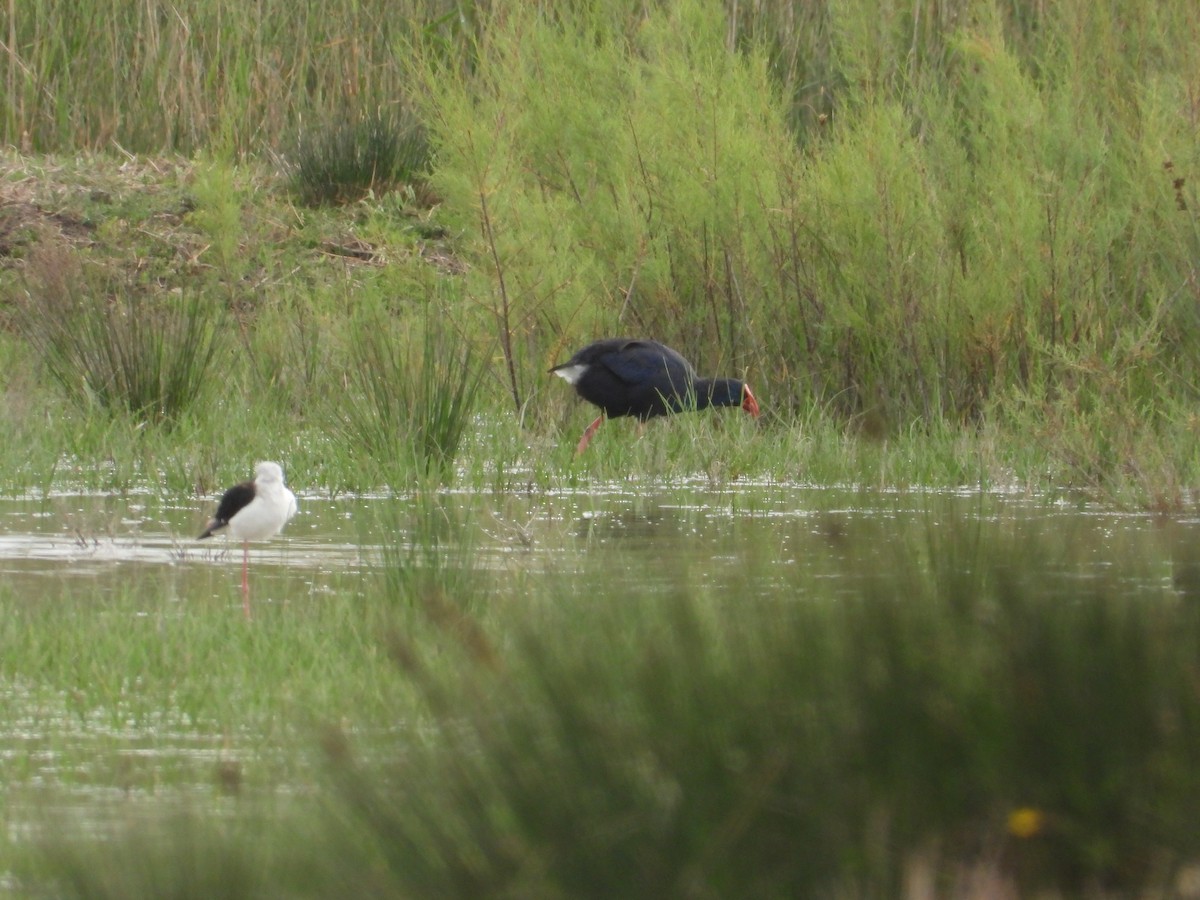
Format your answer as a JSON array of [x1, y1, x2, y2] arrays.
[[1, 0, 1197, 502]]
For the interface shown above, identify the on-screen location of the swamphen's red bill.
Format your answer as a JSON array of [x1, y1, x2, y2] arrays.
[[742, 385, 761, 418]]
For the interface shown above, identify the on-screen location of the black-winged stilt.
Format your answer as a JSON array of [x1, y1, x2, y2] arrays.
[[199, 461, 298, 613]]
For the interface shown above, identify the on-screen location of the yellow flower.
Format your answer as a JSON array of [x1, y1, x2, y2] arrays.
[[1007, 806, 1045, 839]]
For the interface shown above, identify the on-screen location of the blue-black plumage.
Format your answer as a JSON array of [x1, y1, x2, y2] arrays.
[[550, 339, 760, 452]]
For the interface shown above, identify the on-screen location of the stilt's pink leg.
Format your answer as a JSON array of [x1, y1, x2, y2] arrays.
[[576, 415, 605, 454], [241, 542, 252, 619]]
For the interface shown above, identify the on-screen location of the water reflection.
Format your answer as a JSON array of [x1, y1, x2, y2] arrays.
[[1161, 518, 1200, 601]]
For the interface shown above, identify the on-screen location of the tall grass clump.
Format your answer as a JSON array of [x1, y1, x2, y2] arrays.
[[333, 295, 485, 482], [290, 105, 432, 207], [13, 245, 221, 426]]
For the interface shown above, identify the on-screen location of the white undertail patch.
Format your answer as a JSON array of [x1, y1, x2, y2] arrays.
[[553, 364, 587, 385]]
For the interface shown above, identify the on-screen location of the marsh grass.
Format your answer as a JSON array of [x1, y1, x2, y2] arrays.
[[290, 106, 432, 207], [334, 297, 486, 482], [14, 246, 221, 427], [378, 489, 484, 613]]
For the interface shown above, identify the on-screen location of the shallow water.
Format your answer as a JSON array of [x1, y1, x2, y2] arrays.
[[2, 481, 1198, 617], [0, 482, 1190, 577], [2, 481, 1199, 854]]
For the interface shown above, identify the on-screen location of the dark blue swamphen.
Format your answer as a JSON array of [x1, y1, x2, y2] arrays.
[[550, 338, 761, 453]]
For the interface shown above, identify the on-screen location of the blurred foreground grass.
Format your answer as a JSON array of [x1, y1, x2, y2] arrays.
[[13, 501, 1200, 898]]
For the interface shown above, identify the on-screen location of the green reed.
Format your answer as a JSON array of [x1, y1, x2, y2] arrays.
[[289, 105, 432, 207], [333, 296, 486, 483], [14, 246, 221, 427]]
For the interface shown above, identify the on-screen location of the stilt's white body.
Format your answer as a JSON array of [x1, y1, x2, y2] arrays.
[[199, 461, 297, 612], [225, 463, 297, 543]]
